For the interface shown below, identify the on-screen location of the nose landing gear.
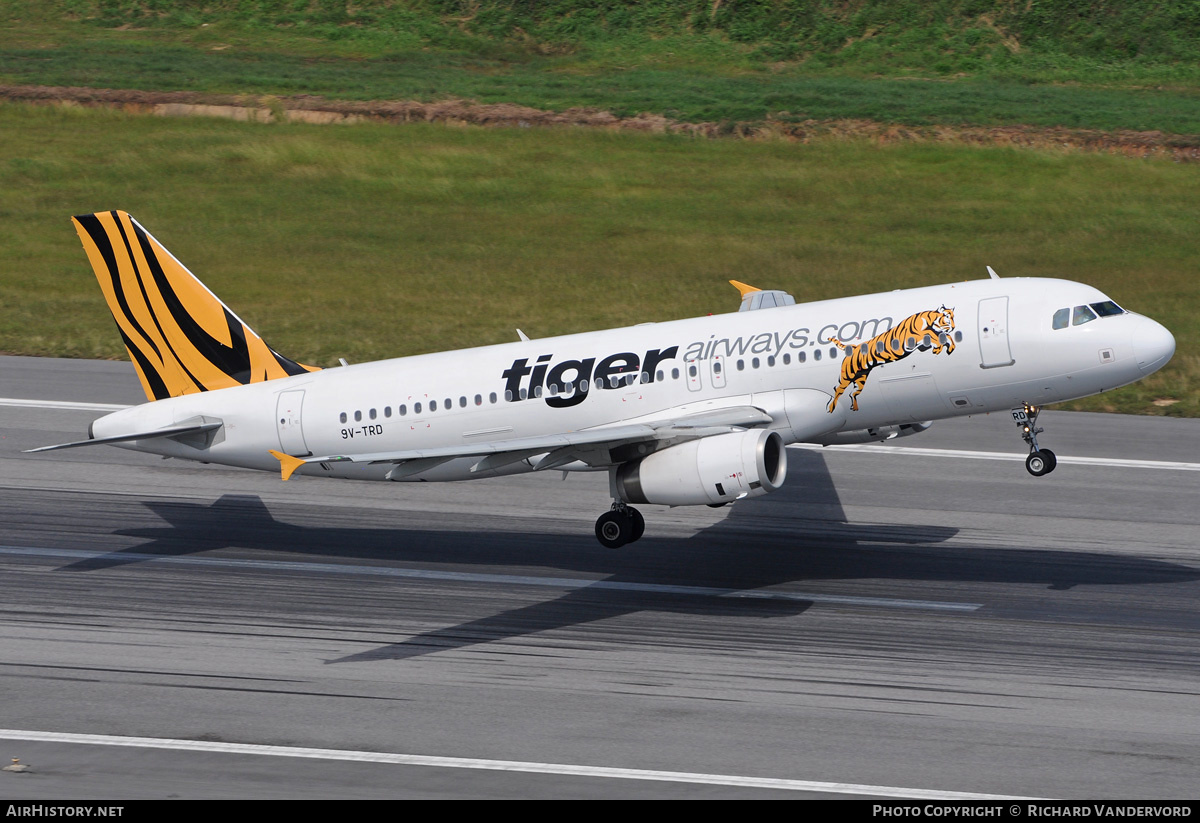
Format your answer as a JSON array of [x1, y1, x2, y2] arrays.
[[595, 502, 645, 548], [1013, 404, 1057, 476]]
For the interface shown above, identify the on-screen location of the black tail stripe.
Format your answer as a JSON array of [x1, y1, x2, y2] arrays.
[[272, 350, 309, 376], [77, 213, 164, 362], [131, 221, 254, 384], [117, 326, 170, 401], [222, 308, 253, 384], [113, 215, 204, 394]]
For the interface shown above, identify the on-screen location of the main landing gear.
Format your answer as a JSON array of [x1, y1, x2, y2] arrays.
[[595, 502, 645, 549], [1012, 404, 1057, 477]]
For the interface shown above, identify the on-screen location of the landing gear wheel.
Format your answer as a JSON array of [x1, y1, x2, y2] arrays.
[[1013, 405, 1057, 478], [1040, 448, 1057, 474], [1026, 450, 1053, 477], [627, 507, 645, 543], [596, 511, 631, 548]]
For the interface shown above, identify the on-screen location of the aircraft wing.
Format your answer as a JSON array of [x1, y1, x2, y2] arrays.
[[270, 405, 773, 480]]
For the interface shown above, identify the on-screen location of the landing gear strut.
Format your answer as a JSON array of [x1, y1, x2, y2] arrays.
[[1012, 404, 1057, 476], [595, 502, 645, 549]]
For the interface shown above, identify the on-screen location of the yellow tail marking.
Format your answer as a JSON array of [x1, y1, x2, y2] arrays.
[[729, 280, 761, 298], [269, 449, 306, 481]]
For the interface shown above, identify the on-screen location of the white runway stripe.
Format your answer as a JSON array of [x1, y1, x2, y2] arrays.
[[794, 443, 1200, 472], [0, 729, 1032, 799], [0, 397, 131, 412]]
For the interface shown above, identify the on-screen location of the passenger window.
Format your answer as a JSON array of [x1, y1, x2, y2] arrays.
[[814, 349, 821, 361], [656, 370, 664, 382], [1052, 308, 1069, 329], [414, 402, 422, 414], [354, 410, 362, 422], [954, 331, 963, 342], [369, 408, 377, 420], [767, 356, 775, 367], [445, 397, 452, 407], [671, 368, 680, 380], [430, 400, 437, 411], [713, 362, 722, 374], [736, 360, 744, 371], [782, 353, 790, 365], [460, 396, 467, 407], [474, 394, 482, 406], [489, 392, 497, 404], [399, 404, 407, 416], [751, 357, 760, 369], [798, 351, 806, 363], [384, 406, 392, 418], [339, 412, 347, 423], [1073, 305, 1097, 326]]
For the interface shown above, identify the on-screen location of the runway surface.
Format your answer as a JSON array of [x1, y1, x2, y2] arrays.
[[0, 355, 1197, 799]]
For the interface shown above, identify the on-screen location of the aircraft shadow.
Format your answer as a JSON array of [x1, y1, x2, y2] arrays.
[[53, 449, 1199, 662]]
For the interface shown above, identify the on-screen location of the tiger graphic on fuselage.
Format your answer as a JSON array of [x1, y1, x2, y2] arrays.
[[827, 306, 956, 413]]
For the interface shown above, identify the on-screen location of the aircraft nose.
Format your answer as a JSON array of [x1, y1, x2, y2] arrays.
[[1133, 317, 1176, 374]]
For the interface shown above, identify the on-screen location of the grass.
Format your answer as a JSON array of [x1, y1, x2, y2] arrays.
[[0, 103, 1195, 415], [2, 13, 1200, 134]]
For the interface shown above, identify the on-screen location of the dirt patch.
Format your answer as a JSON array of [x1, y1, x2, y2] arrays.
[[3, 84, 1196, 161]]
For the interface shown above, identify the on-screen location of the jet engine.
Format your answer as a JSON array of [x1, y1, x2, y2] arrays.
[[615, 429, 787, 507]]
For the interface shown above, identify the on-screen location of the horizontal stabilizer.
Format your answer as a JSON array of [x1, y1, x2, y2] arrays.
[[24, 422, 223, 453]]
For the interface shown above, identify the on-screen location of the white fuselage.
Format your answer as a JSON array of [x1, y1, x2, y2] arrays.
[[91, 277, 1176, 483]]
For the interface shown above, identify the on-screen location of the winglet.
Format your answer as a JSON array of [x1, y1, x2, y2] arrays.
[[268, 449, 306, 481], [729, 280, 761, 298]]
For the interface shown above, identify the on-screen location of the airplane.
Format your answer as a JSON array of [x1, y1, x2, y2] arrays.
[[29, 210, 1177, 547]]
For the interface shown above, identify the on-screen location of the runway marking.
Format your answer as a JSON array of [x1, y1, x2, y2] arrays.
[[0, 545, 982, 613], [0, 397, 131, 412], [0, 729, 1031, 799], [794, 444, 1200, 472], [3, 396, 1195, 471]]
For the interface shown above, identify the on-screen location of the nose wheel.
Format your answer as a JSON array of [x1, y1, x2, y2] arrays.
[[595, 503, 645, 548], [1013, 404, 1057, 476]]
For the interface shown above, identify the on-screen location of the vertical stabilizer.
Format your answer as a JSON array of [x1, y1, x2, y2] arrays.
[[72, 210, 317, 401]]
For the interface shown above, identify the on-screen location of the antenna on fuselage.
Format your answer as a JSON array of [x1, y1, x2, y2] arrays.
[[987, 266, 1000, 280]]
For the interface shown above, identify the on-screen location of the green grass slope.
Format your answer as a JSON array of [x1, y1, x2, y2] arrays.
[[1, 105, 1194, 415], [2, 1, 1199, 133]]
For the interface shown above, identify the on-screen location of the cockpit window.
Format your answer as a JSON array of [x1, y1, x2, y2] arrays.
[[1052, 308, 1069, 330], [1090, 300, 1125, 317], [1072, 305, 1097, 326]]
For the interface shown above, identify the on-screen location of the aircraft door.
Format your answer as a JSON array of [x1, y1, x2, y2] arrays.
[[978, 296, 1015, 368], [276, 390, 310, 456]]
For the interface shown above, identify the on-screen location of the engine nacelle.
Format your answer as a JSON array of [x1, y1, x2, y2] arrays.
[[615, 429, 787, 507]]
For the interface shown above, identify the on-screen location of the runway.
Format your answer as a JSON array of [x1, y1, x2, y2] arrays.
[[1, 355, 1197, 799]]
